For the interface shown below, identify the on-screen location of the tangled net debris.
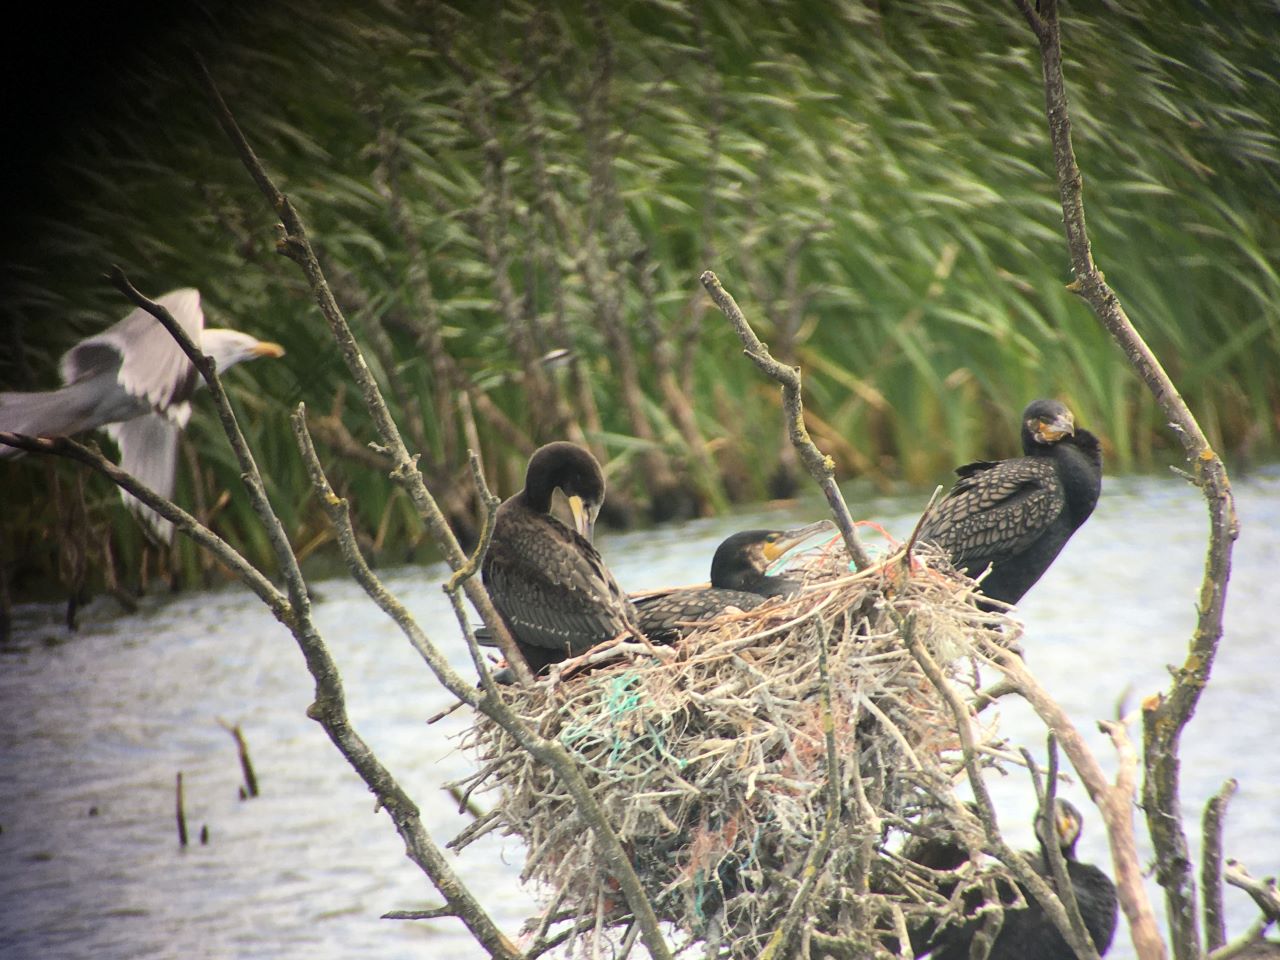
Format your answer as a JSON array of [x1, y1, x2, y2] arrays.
[[453, 537, 1022, 957]]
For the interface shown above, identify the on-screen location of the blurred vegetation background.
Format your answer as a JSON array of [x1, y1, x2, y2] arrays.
[[1, 0, 1277, 608]]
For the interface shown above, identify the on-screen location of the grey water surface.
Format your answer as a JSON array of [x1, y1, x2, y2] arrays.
[[1, 468, 1277, 959]]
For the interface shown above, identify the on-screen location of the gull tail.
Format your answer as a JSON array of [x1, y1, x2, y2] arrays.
[[0, 374, 144, 458], [0, 383, 100, 456]]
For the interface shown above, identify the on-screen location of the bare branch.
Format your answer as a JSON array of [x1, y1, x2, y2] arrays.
[[1018, 5, 1239, 956], [699, 270, 871, 570], [1203, 779, 1239, 952], [1039, 736, 1098, 956], [0, 432, 289, 620], [1225, 861, 1280, 925], [195, 54, 534, 688], [1208, 921, 1280, 960], [906, 621, 1100, 960], [992, 648, 1165, 959]]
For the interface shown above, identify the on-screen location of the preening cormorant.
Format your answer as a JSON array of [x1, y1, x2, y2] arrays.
[[0, 288, 284, 541], [633, 522, 831, 644], [481, 441, 638, 675], [919, 799, 1118, 960], [917, 399, 1102, 607]]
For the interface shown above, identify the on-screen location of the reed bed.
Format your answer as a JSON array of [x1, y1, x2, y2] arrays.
[[5, 0, 1277, 596], [455, 539, 1021, 956]]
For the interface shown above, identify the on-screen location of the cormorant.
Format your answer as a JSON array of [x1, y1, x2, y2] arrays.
[[0, 288, 284, 541], [481, 441, 638, 675], [633, 522, 831, 644], [916, 399, 1102, 607], [919, 799, 1118, 960]]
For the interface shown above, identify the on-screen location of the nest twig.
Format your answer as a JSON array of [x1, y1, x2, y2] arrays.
[[457, 541, 1021, 957]]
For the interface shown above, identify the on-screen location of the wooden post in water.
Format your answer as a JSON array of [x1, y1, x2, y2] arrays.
[[175, 772, 188, 847]]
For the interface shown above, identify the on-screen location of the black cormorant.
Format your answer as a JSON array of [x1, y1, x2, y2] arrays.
[[633, 521, 831, 644], [920, 799, 1118, 960], [917, 399, 1102, 607], [481, 441, 638, 675]]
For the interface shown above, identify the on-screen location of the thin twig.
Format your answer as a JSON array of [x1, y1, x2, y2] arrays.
[[1202, 779, 1239, 952], [383, 905, 457, 921], [1224, 861, 1280, 924], [176, 772, 189, 847], [1039, 736, 1096, 956], [699, 270, 871, 570]]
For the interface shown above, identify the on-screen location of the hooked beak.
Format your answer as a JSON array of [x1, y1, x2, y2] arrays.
[[762, 518, 835, 563], [252, 341, 286, 359], [1032, 410, 1075, 444], [567, 494, 596, 542]]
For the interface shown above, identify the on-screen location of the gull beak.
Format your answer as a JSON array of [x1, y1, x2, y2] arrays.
[[762, 519, 835, 562], [568, 494, 596, 542], [253, 341, 287, 359], [1033, 410, 1075, 444]]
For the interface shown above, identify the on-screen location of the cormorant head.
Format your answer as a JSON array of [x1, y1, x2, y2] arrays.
[[709, 520, 832, 590], [524, 441, 607, 540], [1034, 797, 1084, 859], [1022, 398, 1076, 448]]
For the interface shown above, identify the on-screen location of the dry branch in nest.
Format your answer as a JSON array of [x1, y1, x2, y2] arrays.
[[455, 538, 1024, 957]]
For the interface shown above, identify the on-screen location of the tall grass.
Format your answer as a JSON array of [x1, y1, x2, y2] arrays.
[[2, 0, 1277, 598]]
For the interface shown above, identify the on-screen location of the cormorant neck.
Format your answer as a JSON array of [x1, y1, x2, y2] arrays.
[[522, 442, 601, 515], [521, 478, 554, 515], [716, 564, 765, 593]]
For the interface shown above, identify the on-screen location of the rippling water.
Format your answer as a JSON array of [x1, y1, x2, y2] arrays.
[[1, 469, 1278, 959]]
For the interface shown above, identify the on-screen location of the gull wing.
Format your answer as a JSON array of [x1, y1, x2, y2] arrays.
[[61, 289, 204, 423], [106, 413, 182, 544]]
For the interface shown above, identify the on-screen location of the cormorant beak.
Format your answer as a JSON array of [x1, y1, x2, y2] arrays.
[[567, 494, 596, 542], [762, 519, 835, 563], [1032, 411, 1075, 444], [252, 341, 287, 359], [1058, 811, 1076, 842]]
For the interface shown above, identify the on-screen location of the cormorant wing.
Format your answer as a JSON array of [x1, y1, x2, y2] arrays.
[[60, 289, 204, 421], [483, 520, 633, 653], [919, 457, 1065, 570], [634, 586, 765, 644], [953, 458, 999, 479]]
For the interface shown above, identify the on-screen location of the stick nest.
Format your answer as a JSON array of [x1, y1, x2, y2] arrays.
[[455, 540, 1018, 957]]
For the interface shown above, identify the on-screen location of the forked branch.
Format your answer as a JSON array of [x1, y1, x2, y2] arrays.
[[1016, 3, 1239, 957], [700, 270, 871, 570]]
